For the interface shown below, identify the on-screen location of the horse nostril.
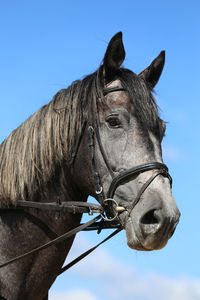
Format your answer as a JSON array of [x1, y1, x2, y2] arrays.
[[140, 209, 160, 235], [141, 209, 159, 225]]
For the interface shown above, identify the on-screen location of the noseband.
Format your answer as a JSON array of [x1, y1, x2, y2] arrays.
[[88, 85, 172, 222]]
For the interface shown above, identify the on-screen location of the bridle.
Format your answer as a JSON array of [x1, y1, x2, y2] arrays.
[[0, 85, 172, 274], [87, 85, 172, 223]]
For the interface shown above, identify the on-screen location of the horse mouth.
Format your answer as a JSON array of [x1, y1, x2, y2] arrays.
[[119, 211, 179, 251], [125, 216, 166, 251]]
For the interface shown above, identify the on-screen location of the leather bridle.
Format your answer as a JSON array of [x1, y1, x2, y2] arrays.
[[87, 85, 172, 223], [0, 85, 172, 274]]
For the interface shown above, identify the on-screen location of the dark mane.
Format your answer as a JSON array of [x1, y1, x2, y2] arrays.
[[0, 67, 161, 204]]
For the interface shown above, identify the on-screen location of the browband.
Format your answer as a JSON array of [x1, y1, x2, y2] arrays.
[[103, 86, 126, 96]]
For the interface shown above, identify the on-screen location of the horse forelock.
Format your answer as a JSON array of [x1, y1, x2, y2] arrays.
[[0, 67, 162, 204]]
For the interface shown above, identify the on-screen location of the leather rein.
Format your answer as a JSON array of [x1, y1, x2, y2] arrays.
[[0, 85, 172, 274]]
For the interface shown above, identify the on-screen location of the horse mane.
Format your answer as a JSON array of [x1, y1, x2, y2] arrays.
[[0, 67, 162, 204]]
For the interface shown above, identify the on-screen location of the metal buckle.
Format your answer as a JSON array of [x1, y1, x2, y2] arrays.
[[96, 186, 103, 195], [88, 208, 102, 216]]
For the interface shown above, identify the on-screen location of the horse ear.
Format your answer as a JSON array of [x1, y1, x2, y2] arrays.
[[138, 51, 165, 88], [103, 32, 125, 81]]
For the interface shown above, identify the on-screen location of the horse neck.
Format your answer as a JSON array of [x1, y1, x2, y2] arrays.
[[0, 100, 88, 205]]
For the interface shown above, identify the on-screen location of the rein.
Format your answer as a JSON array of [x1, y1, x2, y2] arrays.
[[0, 85, 172, 275]]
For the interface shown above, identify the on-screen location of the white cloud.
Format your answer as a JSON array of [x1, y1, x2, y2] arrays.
[[50, 289, 97, 300], [108, 273, 200, 300], [69, 237, 134, 280], [51, 235, 200, 300]]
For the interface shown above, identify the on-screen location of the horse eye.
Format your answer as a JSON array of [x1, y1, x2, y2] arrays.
[[106, 117, 121, 128]]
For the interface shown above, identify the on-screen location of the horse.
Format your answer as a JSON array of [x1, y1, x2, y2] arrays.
[[0, 32, 180, 300]]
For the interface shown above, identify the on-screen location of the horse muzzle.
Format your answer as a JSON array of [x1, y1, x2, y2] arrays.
[[101, 163, 180, 251], [119, 192, 180, 251]]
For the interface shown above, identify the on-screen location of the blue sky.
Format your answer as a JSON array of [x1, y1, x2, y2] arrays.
[[0, 1, 200, 299]]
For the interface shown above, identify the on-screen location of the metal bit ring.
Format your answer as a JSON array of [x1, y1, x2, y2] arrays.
[[101, 198, 119, 222]]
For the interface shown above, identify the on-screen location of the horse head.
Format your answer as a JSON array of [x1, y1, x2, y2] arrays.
[[74, 32, 180, 251]]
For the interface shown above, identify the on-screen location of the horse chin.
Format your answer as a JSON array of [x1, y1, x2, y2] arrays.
[[121, 214, 169, 251]]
